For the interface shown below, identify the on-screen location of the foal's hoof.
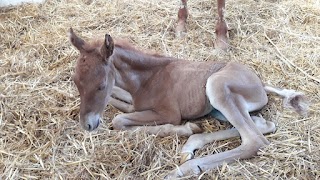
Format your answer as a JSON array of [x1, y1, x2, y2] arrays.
[[180, 152, 194, 164], [164, 169, 182, 180], [186, 122, 203, 134]]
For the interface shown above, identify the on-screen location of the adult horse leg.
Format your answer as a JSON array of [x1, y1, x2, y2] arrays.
[[215, 0, 229, 50], [112, 110, 202, 137], [176, 0, 188, 37], [176, 0, 228, 50]]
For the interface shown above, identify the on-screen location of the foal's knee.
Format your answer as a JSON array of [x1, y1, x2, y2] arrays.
[[112, 115, 126, 130]]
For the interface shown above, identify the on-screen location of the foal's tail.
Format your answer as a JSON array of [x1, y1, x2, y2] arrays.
[[264, 86, 309, 116]]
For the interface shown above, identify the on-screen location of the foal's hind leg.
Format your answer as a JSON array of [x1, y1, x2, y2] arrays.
[[165, 71, 270, 178], [179, 115, 276, 164]]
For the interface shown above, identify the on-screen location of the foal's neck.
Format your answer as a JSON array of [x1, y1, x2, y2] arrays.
[[111, 45, 173, 94]]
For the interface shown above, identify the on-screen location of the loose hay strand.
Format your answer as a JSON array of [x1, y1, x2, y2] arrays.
[[264, 33, 320, 83], [1, 0, 319, 179]]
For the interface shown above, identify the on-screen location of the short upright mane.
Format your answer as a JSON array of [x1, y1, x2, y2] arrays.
[[114, 39, 167, 58], [84, 36, 168, 59]]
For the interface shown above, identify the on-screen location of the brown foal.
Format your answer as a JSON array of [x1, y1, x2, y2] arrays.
[[69, 28, 308, 178]]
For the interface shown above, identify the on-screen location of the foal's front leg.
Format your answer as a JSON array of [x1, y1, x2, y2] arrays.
[[109, 97, 134, 113], [111, 86, 132, 104], [110, 86, 134, 113], [112, 110, 202, 137]]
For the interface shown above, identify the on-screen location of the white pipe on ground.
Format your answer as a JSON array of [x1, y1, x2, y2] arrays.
[[0, 0, 45, 7]]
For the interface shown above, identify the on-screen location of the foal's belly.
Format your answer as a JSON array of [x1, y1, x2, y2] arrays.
[[178, 90, 227, 121], [209, 108, 228, 122], [180, 96, 214, 120], [182, 102, 227, 122], [166, 60, 228, 120]]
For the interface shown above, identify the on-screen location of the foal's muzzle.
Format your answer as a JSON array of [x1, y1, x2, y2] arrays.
[[81, 112, 101, 131]]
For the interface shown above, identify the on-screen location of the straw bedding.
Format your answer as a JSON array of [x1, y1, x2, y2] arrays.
[[0, 0, 319, 179]]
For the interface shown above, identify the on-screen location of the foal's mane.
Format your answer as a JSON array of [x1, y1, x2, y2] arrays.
[[85, 37, 168, 59], [114, 39, 167, 58]]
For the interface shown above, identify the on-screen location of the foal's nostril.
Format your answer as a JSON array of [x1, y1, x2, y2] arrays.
[[84, 113, 100, 131]]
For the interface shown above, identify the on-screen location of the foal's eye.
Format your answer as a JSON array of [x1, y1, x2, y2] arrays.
[[98, 85, 106, 91]]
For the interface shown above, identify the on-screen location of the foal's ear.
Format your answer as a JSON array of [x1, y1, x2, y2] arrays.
[[68, 28, 86, 51], [100, 34, 114, 61]]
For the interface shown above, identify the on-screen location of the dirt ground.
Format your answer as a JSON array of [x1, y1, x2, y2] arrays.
[[1, 0, 319, 179]]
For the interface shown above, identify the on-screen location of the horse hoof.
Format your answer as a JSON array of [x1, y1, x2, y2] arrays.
[[180, 152, 194, 164], [186, 122, 203, 134]]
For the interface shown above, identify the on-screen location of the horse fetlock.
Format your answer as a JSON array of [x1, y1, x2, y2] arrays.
[[165, 160, 201, 179]]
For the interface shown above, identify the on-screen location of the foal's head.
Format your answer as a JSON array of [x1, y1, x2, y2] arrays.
[[69, 28, 115, 131]]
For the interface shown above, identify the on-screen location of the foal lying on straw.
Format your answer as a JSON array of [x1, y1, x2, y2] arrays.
[[69, 28, 308, 178]]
